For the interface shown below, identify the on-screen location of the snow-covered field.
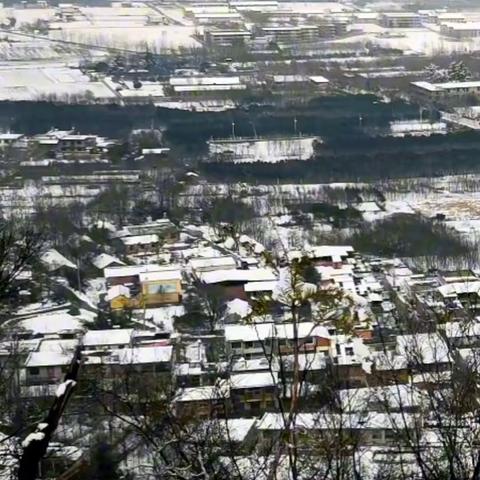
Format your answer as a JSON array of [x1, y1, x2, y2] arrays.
[[0, 64, 115, 101], [183, 175, 480, 243], [49, 25, 200, 52], [332, 27, 480, 55]]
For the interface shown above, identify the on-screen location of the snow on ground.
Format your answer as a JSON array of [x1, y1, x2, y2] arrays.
[[142, 305, 185, 333], [331, 27, 480, 55], [0, 182, 105, 213], [84, 278, 107, 306], [413, 191, 480, 221], [0, 64, 115, 101], [278, 2, 354, 14], [49, 25, 200, 51]]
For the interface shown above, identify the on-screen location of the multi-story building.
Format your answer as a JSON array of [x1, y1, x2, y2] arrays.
[[259, 25, 319, 43], [225, 322, 331, 359], [379, 12, 422, 28], [411, 80, 480, 100], [204, 29, 252, 47], [440, 22, 480, 39]]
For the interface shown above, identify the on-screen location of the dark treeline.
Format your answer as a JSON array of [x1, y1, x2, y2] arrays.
[[162, 95, 420, 153], [310, 213, 472, 260], [350, 213, 470, 258], [3, 96, 480, 184], [0, 94, 417, 147], [0, 102, 157, 138], [202, 135, 480, 183]]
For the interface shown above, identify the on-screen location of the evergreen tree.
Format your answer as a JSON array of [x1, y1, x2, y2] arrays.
[[424, 63, 447, 82], [447, 60, 472, 82]]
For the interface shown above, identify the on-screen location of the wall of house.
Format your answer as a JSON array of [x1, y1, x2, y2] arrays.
[[26, 365, 64, 385], [141, 279, 182, 306]]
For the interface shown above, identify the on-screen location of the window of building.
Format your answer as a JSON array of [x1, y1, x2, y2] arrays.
[[346, 347, 354, 356], [29, 367, 40, 375]]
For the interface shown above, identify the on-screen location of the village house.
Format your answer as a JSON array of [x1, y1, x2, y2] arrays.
[[173, 384, 229, 419], [330, 336, 371, 388], [119, 234, 160, 256], [82, 328, 134, 353], [104, 264, 183, 308], [411, 80, 480, 101], [198, 268, 277, 300], [114, 219, 179, 244], [139, 269, 183, 306], [225, 322, 331, 359], [255, 412, 417, 452], [229, 372, 278, 416], [24, 351, 73, 386], [0, 133, 25, 149]]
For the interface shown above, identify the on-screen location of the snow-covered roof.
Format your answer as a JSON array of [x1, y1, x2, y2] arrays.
[[411, 81, 443, 92], [225, 298, 252, 318], [82, 328, 133, 347], [189, 256, 237, 271], [230, 371, 277, 389], [396, 333, 451, 365], [309, 245, 354, 260], [257, 412, 415, 431], [438, 281, 480, 297], [121, 234, 159, 246], [138, 270, 182, 282], [390, 120, 447, 134], [141, 148, 170, 154], [92, 253, 125, 270], [208, 418, 256, 442], [381, 12, 420, 18], [112, 345, 173, 364], [106, 285, 130, 301], [169, 76, 242, 86], [104, 264, 167, 279], [273, 74, 306, 83], [225, 322, 330, 342], [338, 385, 424, 412], [0, 133, 24, 140], [40, 249, 77, 271], [413, 80, 480, 92], [232, 356, 272, 372], [244, 281, 277, 293], [199, 268, 276, 284], [438, 80, 480, 89], [174, 385, 229, 402], [19, 312, 85, 335], [309, 75, 329, 84], [38, 338, 78, 353], [316, 264, 354, 278], [443, 320, 480, 338], [25, 351, 72, 367]]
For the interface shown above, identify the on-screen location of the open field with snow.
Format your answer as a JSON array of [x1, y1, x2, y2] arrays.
[[0, 64, 115, 101], [49, 25, 200, 52], [332, 27, 480, 55]]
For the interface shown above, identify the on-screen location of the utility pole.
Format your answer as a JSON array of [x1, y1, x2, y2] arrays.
[[231, 121, 236, 140], [250, 121, 257, 139], [76, 258, 81, 291]]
